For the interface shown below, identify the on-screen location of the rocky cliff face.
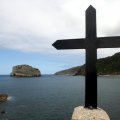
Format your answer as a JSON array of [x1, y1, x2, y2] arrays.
[[11, 65, 41, 77]]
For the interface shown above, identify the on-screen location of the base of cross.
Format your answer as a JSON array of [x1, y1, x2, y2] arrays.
[[71, 106, 110, 120]]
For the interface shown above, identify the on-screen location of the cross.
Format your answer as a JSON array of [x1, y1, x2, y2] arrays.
[[52, 5, 120, 109]]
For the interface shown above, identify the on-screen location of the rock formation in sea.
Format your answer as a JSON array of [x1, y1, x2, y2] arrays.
[[11, 64, 41, 77], [0, 94, 8, 102]]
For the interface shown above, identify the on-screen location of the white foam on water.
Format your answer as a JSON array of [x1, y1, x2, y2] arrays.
[[7, 96, 14, 101]]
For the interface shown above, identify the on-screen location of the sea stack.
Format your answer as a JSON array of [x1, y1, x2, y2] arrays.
[[11, 64, 41, 77]]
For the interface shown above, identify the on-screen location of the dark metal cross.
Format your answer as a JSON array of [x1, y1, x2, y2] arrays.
[[52, 5, 120, 109]]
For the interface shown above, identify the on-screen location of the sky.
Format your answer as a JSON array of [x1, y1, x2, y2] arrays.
[[1, 0, 120, 74]]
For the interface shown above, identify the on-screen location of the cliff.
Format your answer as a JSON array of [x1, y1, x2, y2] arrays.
[[11, 65, 41, 77], [55, 52, 120, 75]]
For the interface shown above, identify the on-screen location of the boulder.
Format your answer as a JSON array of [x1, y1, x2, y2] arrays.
[[0, 94, 8, 102], [11, 65, 41, 77], [71, 106, 110, 120], [0, 110, 6, 114]]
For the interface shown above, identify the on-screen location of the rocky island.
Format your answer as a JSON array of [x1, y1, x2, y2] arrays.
[[11, 65, 41, 77], [55, 52, 120, 76]]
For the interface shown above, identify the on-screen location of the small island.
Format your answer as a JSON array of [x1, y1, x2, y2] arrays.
[[10, 64, 41, 77]]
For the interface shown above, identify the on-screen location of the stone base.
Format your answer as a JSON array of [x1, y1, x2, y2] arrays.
[[71, 106, 110, 120]]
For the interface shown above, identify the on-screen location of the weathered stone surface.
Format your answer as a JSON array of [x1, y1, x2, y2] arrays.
[[71, 106, 110, 120], [0, 94, 8, 102], [11, 65, 41, 77]]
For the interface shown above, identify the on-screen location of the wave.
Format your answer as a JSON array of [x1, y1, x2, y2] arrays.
[[7, 96, 14, 101]]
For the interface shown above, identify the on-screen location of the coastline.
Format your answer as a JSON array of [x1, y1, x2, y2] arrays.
[[99, 74, 120, 77]]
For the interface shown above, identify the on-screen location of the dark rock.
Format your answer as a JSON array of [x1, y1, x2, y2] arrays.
[[0, 94, 8, 102], [74, 65, 85, 75], [0, 110, 6, 114]]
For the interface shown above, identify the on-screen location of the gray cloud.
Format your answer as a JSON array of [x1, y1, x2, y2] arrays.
[[0, 0, 120, 58]]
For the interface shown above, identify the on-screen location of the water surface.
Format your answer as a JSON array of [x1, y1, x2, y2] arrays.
[[0, 75, 120, 120]]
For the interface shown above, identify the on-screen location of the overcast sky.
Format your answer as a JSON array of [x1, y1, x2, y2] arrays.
[[1, 0, 120, 74]]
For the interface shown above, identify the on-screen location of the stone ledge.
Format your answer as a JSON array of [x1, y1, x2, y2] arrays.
[[71, 106, 110, 120]]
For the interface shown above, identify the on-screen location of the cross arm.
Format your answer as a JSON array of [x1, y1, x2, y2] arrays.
[[52, 38, 85, 50], [97, 36, 120, 48]]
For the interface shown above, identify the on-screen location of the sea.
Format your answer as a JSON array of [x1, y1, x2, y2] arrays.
[[0, 75, 120, 120]]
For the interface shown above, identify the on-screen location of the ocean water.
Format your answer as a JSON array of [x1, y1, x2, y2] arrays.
[[0, 75, 120, 120]]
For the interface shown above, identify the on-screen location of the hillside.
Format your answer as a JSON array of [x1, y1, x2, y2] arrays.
[[55, 52, 120, 75]]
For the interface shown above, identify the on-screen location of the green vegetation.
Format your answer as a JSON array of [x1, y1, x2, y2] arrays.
[[55, 52, 120, 75], [55, 66, 80, 75], [97, 52, 120, 75]]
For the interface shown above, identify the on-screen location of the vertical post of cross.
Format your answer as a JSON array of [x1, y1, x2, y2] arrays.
[[53, 5, 111, 119], [85, 5, 97, 108]]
